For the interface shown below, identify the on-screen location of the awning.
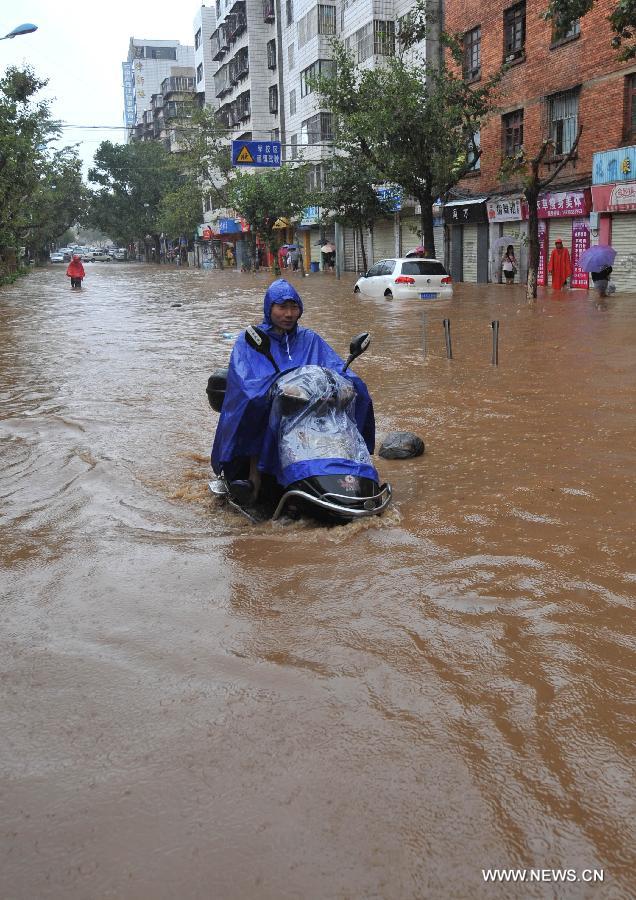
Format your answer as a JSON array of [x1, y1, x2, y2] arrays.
[[272, 217, 290, 229], [444, 197, 488, 224]]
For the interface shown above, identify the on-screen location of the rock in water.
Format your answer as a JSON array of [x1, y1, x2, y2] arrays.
[[378, 431, 425, 459]]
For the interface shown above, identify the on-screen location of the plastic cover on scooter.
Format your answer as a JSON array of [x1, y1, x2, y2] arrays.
[[265, 365, 379, 487]]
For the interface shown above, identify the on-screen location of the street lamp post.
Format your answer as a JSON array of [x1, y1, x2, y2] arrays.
[[0, 23, 38, 41]]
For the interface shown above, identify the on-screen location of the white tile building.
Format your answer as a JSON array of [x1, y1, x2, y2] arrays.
[[193, 6, 218, 107]]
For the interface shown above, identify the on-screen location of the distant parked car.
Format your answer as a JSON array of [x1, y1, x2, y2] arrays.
[[354, 258, 453, 300], [113, 248, 127, 261], [81, 250, 94, 262], [92, 250, 112, 262], [50, 252, 64, 263]]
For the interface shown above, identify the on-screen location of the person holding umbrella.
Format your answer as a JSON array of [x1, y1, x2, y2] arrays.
[[578, 245, 617, 301]]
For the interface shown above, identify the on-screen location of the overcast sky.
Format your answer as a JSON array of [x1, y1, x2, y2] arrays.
[[1, 0, 203, 177]]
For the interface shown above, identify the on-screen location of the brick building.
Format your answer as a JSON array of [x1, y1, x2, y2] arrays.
[[445, 0, 636, 287]]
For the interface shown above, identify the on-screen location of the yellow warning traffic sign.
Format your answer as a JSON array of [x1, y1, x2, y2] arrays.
[[236, 145, 254, 164]]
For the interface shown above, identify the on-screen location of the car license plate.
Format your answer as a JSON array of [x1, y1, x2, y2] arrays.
[[420, 292, 437, 299]]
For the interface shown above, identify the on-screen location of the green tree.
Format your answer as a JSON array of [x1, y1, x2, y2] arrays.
[[25, 147, 88, 261], [177, 107, 233, 212], [544, 0, 636, 60], [318, 156, 398, 271], [315, 12, 501, 257], [88, 140, 182, 259], [226, 165, 315, 273], [0, 67, 57, 261], [157, 180, 203, 240]]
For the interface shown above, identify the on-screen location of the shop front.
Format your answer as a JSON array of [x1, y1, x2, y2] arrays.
[[487, 196, 528, 283], [444, 198, 489, 283], [591, 146, 636, 292], [537, 189, 591, 289]]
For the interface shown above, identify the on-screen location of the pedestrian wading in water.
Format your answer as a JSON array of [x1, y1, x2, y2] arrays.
[[548, 239, 572, 291], [66, 254, 85, 289]]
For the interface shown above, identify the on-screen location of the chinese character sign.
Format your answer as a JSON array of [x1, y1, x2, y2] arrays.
[[570, 220, 590, 289], [232, 140, 281, 167], [122, 62, 136, 126]]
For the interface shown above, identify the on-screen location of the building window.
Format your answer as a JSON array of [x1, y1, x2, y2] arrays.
[[288, 42, 295, 69], [318, 4, 336, 34], [552, 18, 580, 45], [146, 46, 177, 60], [300, 59, 335, 98], [307, 163, 325, 190], [301, 111, 333, 144], [503, 2, 525, 60], [216, 0, 221, 16], [291, 133, 298, 159], [195, 28, 201, 50], [350, 20, 395, 62], [269, 84, 279, 114], [548, 88, 579, 155], [286, 0, 294, 26], [197, 63, 203, 83], [271, 127, 280, 141], [263, 0, 275, 23], [267, 39, 277, 69], [463, 27, 481, 81], [627, 74, 636, 140], [502, 109, 524, 156], [289, 88, 297, 115], [468, 130, 481, 170]]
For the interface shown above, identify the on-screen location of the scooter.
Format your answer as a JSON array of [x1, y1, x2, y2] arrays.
[[207, 328, 391, 524]]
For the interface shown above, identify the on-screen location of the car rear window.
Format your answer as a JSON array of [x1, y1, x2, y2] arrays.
[[401, 261, 447, 276]]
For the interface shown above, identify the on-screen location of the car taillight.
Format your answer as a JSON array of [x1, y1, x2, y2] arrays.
[[395, 275, 415, 284], [441, 276, 452, 284]]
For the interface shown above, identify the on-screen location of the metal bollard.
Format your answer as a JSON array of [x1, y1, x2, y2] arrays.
[[443, 318, 453, 359], [491, 320, 499, 366]]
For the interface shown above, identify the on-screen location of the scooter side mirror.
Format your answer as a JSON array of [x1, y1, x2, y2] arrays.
[[343, 331, 371, 371], [245, 325, 280, 373]]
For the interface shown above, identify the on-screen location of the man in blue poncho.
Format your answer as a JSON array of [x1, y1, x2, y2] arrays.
[[211, 278, 374, 500]]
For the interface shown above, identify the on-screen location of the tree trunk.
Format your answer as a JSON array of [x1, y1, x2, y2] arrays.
[[525, 185, 540, 301], [419, 189, 436, 258], [358, 223, 368, 272]]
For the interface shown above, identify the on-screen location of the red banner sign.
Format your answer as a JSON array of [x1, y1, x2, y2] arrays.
[[570, 220, 590, 289], [538, 190, 590, 218]]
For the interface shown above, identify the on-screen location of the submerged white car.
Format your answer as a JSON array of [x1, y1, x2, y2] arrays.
[[354, 258, 453, 300]]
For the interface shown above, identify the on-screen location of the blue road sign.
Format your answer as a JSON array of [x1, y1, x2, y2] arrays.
[[232, 140, 281, 168]]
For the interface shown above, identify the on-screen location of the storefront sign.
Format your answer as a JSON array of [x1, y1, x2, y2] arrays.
[[444, 200, 488, 224], [487, 197, 527, 222], [593, 146, 636, 185], [376, 186, 402, 211], [609, 182, 636, 211], [570, 220, 590, 289], [122, 62, 136, 126], [591, 181, 636, 212], [537, 220, 548, 286], [219, 218, 242, 234], [537, 190, 590, 218], [300, 206, 320, 226]]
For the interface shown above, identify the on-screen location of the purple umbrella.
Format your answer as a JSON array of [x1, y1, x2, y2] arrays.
[[578, 245, 616, 273]]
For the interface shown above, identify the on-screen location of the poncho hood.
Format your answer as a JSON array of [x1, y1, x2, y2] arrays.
[[263, 279, 304, 323]]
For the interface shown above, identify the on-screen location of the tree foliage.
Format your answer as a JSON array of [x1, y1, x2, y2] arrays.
[[0, 66, 86, 259], [544, 0, 636, 60], [176, 107, 233, 210], [226, 165, 315, 268], [318, 156, 397, 270], [315, 7, 502, 256], [88, 140, 183, 245]]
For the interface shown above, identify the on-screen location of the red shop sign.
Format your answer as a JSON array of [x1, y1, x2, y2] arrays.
[[538, 190, 591, 218]]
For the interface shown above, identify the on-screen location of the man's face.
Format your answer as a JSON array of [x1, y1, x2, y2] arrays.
[[270, 300, 301, 331]]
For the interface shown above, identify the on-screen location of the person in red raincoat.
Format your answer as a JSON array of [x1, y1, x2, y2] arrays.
[[548, 239, 572, 291], [66, 254, 85, 289]]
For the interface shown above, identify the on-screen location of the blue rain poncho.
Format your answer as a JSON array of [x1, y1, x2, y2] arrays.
[[211, 279, 375, 484]]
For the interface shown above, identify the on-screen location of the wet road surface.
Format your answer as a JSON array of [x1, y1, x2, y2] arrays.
[[1, 263, 634, 898]]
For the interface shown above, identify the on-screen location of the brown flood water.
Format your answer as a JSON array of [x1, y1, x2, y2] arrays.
[[1, 264, 634, 899]]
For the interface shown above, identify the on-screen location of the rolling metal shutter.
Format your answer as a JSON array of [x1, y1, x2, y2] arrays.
[[610, 215, 636, 292], [547, 218, 573, 254], [400, 216, 420, 256], [372, 219, 396, 263], [462, 225, 478, 282], [433, 225, 445, 263], [343, 226, 356, 272]]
